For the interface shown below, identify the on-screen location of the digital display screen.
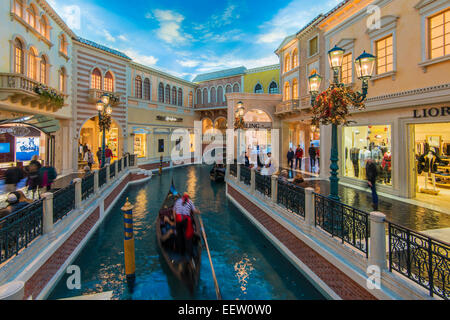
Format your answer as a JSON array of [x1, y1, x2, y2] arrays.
[[16, 137, 39, 161], [0, 143, 10, 153]]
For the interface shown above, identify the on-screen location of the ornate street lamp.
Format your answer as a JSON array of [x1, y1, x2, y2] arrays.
[[97, 93, 113, 168], [308, 46, 375, 201], [234, 101, 245, 163]]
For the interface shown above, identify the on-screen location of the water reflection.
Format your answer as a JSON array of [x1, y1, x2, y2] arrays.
[[234, 255, 255, 295]]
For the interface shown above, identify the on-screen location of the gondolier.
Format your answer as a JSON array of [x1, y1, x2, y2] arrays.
[[173, 193, 200, 258]]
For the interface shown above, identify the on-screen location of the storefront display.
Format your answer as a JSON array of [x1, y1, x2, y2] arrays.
[[134, 134, 146, 158], [343, 125, 392, 186]]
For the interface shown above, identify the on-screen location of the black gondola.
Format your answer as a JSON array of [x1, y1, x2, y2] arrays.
[[210, 164, 226, 182], [155, 182, 202, 293]]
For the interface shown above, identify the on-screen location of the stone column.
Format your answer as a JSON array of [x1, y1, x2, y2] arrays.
[[369, 212, 387, 270], [74, 178, 82, 210], [42, 192, 54, 236], [106, 164, 111, 184], [271, 175, 278, 203], [94, 170, 99, 193], [250, 167, 256, 194], [304, 187, 315, 229]]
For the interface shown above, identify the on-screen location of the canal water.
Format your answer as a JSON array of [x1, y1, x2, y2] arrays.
[[48, 165, 324, 300]]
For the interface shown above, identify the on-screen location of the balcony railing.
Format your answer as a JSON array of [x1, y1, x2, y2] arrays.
[[88, 89, 122, 105], [277, 179, 305, 218], [0, 73, 67, 111], [255, 171, 271, 197], [275, 99, 300, 114], [240, 165, 251, 185]]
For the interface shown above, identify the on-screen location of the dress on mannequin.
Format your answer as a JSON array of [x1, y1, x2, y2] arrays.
[[418, 152, 440, 191], [382, 151, 392, 184]]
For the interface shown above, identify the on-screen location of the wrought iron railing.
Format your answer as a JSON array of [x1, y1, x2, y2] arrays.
[[240, 165, 251, 185], [53, 184, 75, 223], [388, 222, 449, 299], [0, 200, 43, 264], [110, 164, 116, 179], [118, 160, 122, 173], [255, 171, 271, 197], [124, 156, 128, 168], [230, 162, 237, 177], [129, 154, 136, 167], [277, 179, 305, 218], [99, 166, 107, 188], [81, 172, 94, 200], [314, 193, 369, 257]]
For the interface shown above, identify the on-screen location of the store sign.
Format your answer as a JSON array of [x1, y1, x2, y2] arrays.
[[413, 107, 450, 119], [0, 127, 31, 137], [156, 115, 183, 122], [244, 122, 272, 129]]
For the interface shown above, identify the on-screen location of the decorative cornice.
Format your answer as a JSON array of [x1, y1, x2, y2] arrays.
[[35, 0, 77, 39], [366, 83, 450, 103], [246, 64, 280, 74]]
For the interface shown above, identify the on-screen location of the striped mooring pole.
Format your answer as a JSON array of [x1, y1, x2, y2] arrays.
[[159, 155, 163, 175], [121, 198, 135, 281]]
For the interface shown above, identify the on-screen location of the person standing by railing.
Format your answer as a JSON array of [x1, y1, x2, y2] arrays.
[[366, 159, 379, 211], [295, 145, 303, 170], [287, 148, 294, 169], [105, 146, 113, 165]]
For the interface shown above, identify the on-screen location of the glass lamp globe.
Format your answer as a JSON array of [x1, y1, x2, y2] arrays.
[[106, 106, 112, 115], [96, 100, 104, 111], [355, 51, 376, 80], [101, 94, 110, 105], [308, 72, 322, 94], [328, 45, 345, 69]]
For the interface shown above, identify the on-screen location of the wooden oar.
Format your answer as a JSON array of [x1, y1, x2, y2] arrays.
[[198, 215, 222, 300]]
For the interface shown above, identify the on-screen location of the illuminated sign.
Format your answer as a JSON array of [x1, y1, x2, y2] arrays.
[[156, 116, 183, 122]]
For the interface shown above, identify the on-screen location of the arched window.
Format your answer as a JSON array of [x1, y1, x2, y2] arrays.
[[14, 38, 24, 74], [233, 83, 240, 92], [210, 87, 216, 104], [59, 67, 66, 93], [217, 86, 223, 104], [60, 34, 68, 55], [203, 88, 208, 104], [292, 78, 298, 99], [189, 92, 193, 107], [40, 16, 49, 39], [135, 76, 142, 99], [284, 54, 291, 72], [284, 82, 291, 101], [225, 84, 232, 102], [158, 83, 164, 102], [28, 47, 38, 80], [40, 56, 47, 84], [268, 81, 278, 94], [165, 84, 171, 104], [172, 87, 177, 105], [27, 5, 36, 28], [91, 68, 102, 90], [196, 89, 202, 105], [104, 71, 114, 92], [292, 49, 298, 68], [254, 83, 263, 93], [178, 88, 183, 106], [143, 78, 151, 100], [13, 0, 23, 18]]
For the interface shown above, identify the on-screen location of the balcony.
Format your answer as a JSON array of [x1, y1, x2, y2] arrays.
[[0, 73, 67, 112], [275, 99, 300, 115], [194, 102, 228, 110], [88, 89, 123, 106]]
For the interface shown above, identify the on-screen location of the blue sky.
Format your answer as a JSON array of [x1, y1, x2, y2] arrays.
[[48, 0, 341, 80]]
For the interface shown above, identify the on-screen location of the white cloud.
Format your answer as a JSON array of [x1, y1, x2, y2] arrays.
[[102, 29, 116, 42], [118, 34, 128, 42], [147, 9, 189, 45], [124, 50, 158, 66], [177, 59, 200, 68]]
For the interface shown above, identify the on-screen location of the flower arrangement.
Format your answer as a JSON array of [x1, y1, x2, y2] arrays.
[[34, 84, 65, 108], [311, 86, 365, 126], [234, 116, 245, 130], [98, 111, 112, 131]]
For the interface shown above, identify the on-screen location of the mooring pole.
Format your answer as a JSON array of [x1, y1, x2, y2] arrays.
[[121, 198, 136, 284], [159, 155, 163, 175]]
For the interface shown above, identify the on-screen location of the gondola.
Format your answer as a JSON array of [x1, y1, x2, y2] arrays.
[[155, 182, 202, 293], [210, 165, 226, 182]]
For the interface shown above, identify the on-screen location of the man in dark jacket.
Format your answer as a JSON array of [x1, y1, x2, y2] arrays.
[[308, 144, 316, 172], [287, 148, 294, 168], [366, 159, 379, 211], [4, 166, 24, 193]]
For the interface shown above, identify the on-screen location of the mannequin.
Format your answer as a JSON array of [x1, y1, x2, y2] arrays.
[[418, 151, 440, 192], [350, 147, 360, 178], [382, 151, 392, 184]]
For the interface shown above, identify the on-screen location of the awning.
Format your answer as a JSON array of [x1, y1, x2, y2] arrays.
[[0, 115, 60, 135]]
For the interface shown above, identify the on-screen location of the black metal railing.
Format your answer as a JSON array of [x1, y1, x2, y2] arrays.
[[110, 163, 116, 179], [118, 159, 122, 173], [388, 222, 449, 300], [81, 173, 95, 200], [255, 171, 272, 197], [124, 156, 128, 168], [99, 166, 107, 188], [277, 179, 305, 218], [314, 193, 369, 257], [230, 162, 237, 177], [240, 165, 251, 185], [129, 155, 136, 167], [0, 200, 43, 264], [53, 184, 75, 223]]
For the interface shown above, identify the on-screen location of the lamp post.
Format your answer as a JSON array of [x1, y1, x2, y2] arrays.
[[308, 46, 375, 201], [234, 101, 245, 163], [96, 94, 113, 168]]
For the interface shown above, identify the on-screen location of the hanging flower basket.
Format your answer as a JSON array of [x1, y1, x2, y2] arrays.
[[99, 112, 112, 132], [234, 116, 245, 130], [311, 86, 365, 127], [33, 84, 65, 108]]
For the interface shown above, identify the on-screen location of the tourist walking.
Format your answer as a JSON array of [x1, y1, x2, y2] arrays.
[[366, 159, 379, 211], [295, 145, 303, 170], [105, 146, 113, 165], [84, 149, 94, 169], [287, 148, 294, 169], [39, 164, 57, 193], [25, 156, 41, 200], [3, 166, 24, 193], [308, 144, 316, 172], [96, 147, 102, 167]]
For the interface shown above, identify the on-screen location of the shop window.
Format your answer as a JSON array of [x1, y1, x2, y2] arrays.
[[429, 9, 450, 59], [341, 53, 353, 84], [134, 134, 146, 158], [343, 125, 392, 186], [158, 139, 164, 153], [309, 36, 318, 57], [376, 35, 394, 75]]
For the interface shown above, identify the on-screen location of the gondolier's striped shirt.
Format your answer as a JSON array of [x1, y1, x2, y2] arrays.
[[174, 198, 196, 217]]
